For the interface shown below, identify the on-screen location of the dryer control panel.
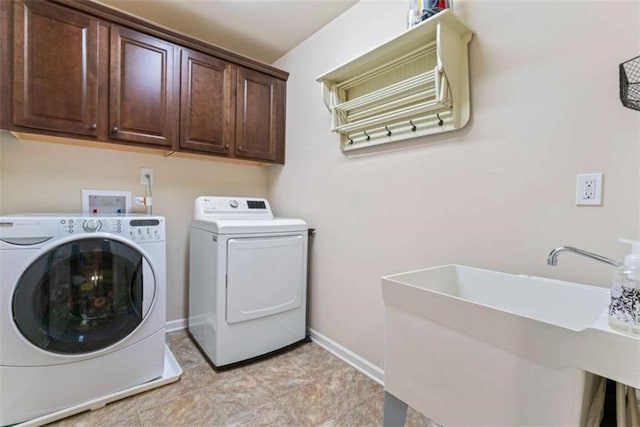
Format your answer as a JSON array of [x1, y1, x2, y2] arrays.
[[194, 196, 273, 220]]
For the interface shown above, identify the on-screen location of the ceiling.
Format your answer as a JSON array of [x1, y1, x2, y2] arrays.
[[97, 0, 359, 63]]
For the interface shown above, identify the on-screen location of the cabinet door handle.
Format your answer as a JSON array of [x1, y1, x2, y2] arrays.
[[89, 123, 97, 130], [224, 144, 229, 150], [111, 126, 119, 134], [237, 146, 243, 151]]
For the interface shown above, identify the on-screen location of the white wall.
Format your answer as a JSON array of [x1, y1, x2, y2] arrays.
[[270, 0, 640, 369], [0, 134, 268, 321]]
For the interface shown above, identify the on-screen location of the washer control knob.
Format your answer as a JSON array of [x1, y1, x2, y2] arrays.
[[83, 219, 102, 232], [229, 199, 239, 209]]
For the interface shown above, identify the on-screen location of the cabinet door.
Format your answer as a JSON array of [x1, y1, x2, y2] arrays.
[[109, 26, 176, 148], [235, 68, 285, 163], [13, 1, 99, 136], [179, 49, 234, 155]]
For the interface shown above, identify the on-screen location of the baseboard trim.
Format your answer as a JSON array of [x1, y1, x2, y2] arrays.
[[165, 318, 187, 333], [162, 320, 385, 385], [308, 328, 384, 386]]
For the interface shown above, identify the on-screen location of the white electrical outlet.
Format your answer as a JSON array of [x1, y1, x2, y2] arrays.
[[140, 168, 154, 185], [576, 173, 603, 206]]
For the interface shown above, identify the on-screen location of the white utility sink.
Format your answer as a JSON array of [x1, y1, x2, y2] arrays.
[[382, 264, 640, 426]]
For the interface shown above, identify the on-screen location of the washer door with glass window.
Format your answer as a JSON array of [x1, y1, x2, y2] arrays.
[[12, 236, 156, 354]]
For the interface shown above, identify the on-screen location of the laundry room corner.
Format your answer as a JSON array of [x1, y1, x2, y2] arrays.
[[267, 0, 640, 374], [0, 132, 270, 323], [3, 0, 640, 423]]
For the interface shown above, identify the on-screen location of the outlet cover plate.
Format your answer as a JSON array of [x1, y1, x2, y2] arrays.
[[576, 173, 603, 206]]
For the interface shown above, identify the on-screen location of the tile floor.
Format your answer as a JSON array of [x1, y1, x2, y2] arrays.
[[47, 331, 438, 427]]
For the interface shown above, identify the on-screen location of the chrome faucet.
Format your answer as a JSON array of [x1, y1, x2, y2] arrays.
[[547, 246, 621, 267]]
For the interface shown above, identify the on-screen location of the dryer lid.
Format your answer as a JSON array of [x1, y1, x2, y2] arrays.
[[191, 217, 307, 234]]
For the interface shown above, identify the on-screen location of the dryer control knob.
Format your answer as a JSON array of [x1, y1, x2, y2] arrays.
[[83, 219, 102, 232], [229, 200, 239, 209]]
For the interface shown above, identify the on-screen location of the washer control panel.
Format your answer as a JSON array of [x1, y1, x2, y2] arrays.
[[57, 216, 165, 242], [59, 218, 122, 235], [128, 219, 164, 242]]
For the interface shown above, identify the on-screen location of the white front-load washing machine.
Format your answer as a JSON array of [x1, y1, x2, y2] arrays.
[[189, 196, 308, 368], [0, 214, 167, 426]]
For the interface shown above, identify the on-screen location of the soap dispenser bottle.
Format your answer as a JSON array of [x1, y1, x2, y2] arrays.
[[406, 0, 422, 29], [608, 239, 640, 335]]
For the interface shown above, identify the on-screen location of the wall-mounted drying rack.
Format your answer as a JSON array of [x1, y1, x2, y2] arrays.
[[316, 9, 473, 151]]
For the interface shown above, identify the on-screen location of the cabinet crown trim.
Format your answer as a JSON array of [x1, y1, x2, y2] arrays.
[[52, 0, 289, 81]]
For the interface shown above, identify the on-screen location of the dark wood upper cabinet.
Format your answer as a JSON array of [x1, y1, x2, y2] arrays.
[[179, 49, 234, 155], [13, 0, 99, 136], [109, 25, 177, 148], [235, 67, 285, 163], [3, 0, 288, 164]]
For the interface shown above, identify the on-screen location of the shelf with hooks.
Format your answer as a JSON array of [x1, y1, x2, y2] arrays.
[[317, 9, 473, 151]]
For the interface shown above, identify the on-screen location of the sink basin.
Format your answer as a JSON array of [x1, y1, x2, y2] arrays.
[[382, 264, 640, 426]]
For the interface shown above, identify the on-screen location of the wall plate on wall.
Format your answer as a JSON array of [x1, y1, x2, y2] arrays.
[[82, 189, 132, 214], [575, 173, 603, 206]]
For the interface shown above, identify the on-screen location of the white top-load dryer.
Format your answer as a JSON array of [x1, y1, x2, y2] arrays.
[[189, 196, 308, 367]]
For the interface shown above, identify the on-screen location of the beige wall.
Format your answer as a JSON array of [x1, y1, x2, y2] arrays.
[[0, 133, 268, 322], [269, 0, 640, 368], [2, 0, 639, 373]]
